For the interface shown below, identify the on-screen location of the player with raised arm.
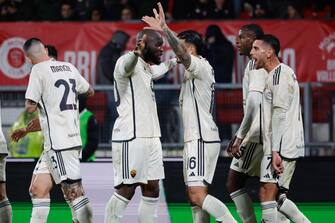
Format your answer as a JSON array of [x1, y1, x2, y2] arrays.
[[23, 38, 94, 223], [142, 3, 236, 223], [103, 29, 174, 223], [251, 34, 310, 223]]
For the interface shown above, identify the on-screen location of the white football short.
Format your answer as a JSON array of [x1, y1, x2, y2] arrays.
[[260, 155, 296, 190], [112, 137, 165, 187], [45, 149, 82, 184], [230, 142, 263, 177], [183, 139, 220, 186], [33, 151, 50, 175]]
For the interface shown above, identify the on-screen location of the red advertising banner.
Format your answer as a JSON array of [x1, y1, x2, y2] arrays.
[[0, 20, 335, 85]]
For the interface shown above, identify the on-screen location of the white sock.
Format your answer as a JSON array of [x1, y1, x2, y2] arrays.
[[71, 196, 93, 223], [261, 201, 277, 223], [30, 198, 50, 223], [279, 197, 311, 223], [104, 193, 129, 223], [191, 206, 210, 223], [138, 196, 159, 223], [65, 197, 78, 222], [230, 188, 256, 223], [0, 198, 12, 223], [277, 211, 290, 223], [202, 194, 237, 223]]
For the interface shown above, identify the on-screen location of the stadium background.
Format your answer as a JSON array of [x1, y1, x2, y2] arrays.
[[1, 0, 335, 222]]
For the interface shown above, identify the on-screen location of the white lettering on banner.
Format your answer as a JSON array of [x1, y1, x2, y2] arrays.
[[64, 51, 96, 84], [327, 59, 335, 70]]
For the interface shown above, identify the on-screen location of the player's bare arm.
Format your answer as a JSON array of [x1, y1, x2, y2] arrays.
[[25, 99, 37, 113], [86, 85, 95, 97], [142, 2, 191, 68], [61, 181, 85, 202], [11, 118, 41, 142]]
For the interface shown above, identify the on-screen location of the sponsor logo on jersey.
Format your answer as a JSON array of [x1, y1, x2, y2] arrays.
[[0, 37, 31, 79]]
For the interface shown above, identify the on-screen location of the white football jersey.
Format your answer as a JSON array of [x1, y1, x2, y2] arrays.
[[179, 55, 220, 143], [0, 103, 8, 155], [262, 63, 304, 158], [112, 54, 161, 141], [25, 60, 90, 151], [240, 60, 268, 143]]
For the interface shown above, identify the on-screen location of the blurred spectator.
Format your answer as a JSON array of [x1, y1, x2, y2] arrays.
[[35, 0, 60, 21], [90, 7, 102, 21], [74, 0, 102, 20], [285, 3, 302, 19], [239, 2, 253, 19], [205, 24, 234, 140], [60, 1, 77, 21], [78, 94, 99, 161], [209, 0, 234, 19], [121, 6, 133, 21], [97, 30, 130, 142], [205, 25, 234, 84], [323, 3, 334, 19], [103, 0, 136, 21], [253, 3, 268, 19], [188, 0, 211, 19], [0, 0, 20, 21]]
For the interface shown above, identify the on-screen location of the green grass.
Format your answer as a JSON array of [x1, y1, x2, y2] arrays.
[[167, 203, 335, 223], [11, 202, 335, 222]]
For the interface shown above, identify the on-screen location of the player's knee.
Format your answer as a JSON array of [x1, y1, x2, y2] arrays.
[[259, 183, 277, 202], [187, 189, 206, 207], [29, 183, 49, 198], [116, 184, 137, 200], [142, 181, 159, 197]]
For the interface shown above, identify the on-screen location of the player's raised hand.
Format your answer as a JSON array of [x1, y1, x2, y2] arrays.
[[142, 2, 167, 31], [272, 151, 284, 174], [11, 128, 28, 142]]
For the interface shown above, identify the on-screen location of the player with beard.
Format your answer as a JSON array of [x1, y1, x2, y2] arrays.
[[104, 29, 166, 223], [143, 3, 236, 223], [251, 34, 310, 223]]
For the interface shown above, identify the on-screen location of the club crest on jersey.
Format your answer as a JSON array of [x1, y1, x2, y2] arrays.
[[0, 37, 31, 79], [130, 169, 137, 178]]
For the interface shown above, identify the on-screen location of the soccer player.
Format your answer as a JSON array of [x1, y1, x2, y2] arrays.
[[23, 38, 94, 223], [250, 34, 310, 223], [142, 3, 236, 223], [226, 24, 266, 223], [103, 29, 166, 223], [11, 44, 81, 223], [0, 104, 12, 223]]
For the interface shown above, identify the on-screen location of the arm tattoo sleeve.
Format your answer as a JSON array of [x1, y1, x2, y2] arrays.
[[163, 27, 191, 69]]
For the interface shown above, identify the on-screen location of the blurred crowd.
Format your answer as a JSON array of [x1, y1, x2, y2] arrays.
[[0, 0, 334, 22]]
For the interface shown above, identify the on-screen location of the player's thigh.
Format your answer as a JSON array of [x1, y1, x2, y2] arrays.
[[33, 152, 50, 176], [147, 138, 164, 181], [29, 173, 53, 198], [230, 142, 262, 177], [183, 140, 220, 185], [278, 159, 296, 190], [45, 149, 81, 185]]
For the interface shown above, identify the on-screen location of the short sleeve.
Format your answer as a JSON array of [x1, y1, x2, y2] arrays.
[[25, 66, 42, 103]]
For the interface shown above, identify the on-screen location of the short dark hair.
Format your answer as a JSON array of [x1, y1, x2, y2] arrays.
[[23, 38, 43, 53], [241, 24, 264, 39], [257, 34, 281, 56], [177, 30, 205, 56], [45, 45, 58, 59]]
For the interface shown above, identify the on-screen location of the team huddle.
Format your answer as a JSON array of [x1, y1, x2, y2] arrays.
[[0, 2, 311, 223]]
